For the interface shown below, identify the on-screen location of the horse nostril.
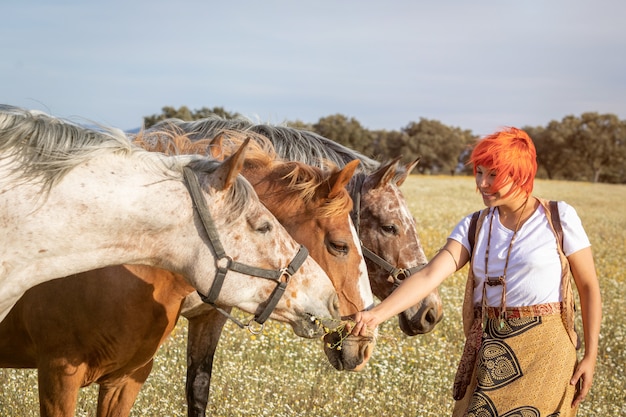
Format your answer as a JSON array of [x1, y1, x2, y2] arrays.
[[424, 308, 437, 325], [332, 295, 340, 318]]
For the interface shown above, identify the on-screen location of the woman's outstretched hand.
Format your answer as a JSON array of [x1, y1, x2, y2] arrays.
[[349, 310, 380, 337]]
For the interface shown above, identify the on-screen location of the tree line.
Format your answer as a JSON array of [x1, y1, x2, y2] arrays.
[[144, 106, 626, 184]]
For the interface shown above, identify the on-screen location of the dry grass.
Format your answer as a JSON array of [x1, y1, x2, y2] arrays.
[[1, 176, 624, 416]]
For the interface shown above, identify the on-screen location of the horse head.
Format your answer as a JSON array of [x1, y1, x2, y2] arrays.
[[209, 131, 376, 371], [356, 157, 443, 335]]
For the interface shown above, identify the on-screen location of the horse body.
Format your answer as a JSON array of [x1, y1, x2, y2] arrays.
[[0, 108, 343, 415], [0, 122, 370, 416], [0, 106, 339, 332], [0, 149, 191, 320], [0, 265, 193, 417]]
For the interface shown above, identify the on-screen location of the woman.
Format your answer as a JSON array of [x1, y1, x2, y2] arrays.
[[351, 127, 601, 416]]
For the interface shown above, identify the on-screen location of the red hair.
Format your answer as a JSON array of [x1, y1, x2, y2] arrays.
[[469, 127, 537, 197]]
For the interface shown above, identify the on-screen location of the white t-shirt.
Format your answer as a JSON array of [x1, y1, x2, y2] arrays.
[[449, 201, 590, 307]]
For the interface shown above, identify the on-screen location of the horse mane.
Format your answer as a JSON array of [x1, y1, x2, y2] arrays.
[[0, 106, 254, 219], [133, 128, 213, 158], [139, 127, 353, 219], [132, 129, 256, 221], [0, 105, 135, 190], [149, 117, 416, 201], [151, 116, 382, 173]]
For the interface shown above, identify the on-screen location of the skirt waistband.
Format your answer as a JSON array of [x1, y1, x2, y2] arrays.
[[474, 302, 562, 319]]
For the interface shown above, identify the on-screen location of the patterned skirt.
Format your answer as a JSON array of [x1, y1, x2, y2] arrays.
[[452, 305, 578, 417]]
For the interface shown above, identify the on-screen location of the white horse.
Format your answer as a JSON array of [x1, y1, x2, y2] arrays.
[[0, 105, 339, 336]]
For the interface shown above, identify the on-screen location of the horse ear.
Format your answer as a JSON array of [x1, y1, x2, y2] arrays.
[[328, 159, 360, 199], [396, 157, 420, 187], [208, 133, 226, 161], [214, 137, 250, 190], [367, 157, 400, 190]]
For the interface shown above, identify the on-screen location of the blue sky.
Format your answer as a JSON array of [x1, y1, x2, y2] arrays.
[[2, 1, 625, 136]]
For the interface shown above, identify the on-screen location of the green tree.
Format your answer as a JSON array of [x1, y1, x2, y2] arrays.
[[140, 105, 625, 183], [370, 129, 409, 162], [526, 124, 572, 180], [286, 120, 314, 131], [143, 106, 240, 128], [527, 113, 625, 183], [571, 112, 625, 183], [402, 118, 475, 175], [312, 114, 373, 156]]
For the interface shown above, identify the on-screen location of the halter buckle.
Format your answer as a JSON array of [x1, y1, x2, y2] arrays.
[[216, 256, 233, 270], [246, 319, 265, 335], [278, 268, 293, 284]]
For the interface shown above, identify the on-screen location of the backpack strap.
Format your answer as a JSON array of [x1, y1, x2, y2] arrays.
[[467, 210, 481, 260], [549, 200, 563, 248], [469, 203, 562, 255], [540, 199, 580, 349]]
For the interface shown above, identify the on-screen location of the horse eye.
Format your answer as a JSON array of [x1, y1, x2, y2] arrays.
[[255, 222, 272, 234], [328, 241, 349, 255], [381, 225, 398, 235]]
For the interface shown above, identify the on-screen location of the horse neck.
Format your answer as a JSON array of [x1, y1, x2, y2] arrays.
[[6, 153, 200, 281], [242, 165, 311, 221]]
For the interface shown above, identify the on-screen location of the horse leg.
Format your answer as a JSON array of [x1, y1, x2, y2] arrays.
[[186, 308, 229, 417], [37, 361, 85, 417], [96, 360, 154, 417]]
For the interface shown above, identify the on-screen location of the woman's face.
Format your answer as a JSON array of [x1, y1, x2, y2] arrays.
[[475, 165, 515, 207]]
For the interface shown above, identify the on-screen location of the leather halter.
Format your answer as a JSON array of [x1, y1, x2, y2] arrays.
[[183, 166, 309, 333], [351, 183, 426, 288]]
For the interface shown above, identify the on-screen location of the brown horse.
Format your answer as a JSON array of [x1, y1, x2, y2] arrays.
[[139, 130, 375, 372], [0, 130, 372, 417], [0, 266, 193, 417], [147, 118, 444, 417]]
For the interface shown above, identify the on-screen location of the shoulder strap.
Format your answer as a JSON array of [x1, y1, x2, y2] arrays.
[[469, 202, 562, 254], [467, 210, 480, 260], [546, 199, 580, 348], [549, 200, 563, 248]]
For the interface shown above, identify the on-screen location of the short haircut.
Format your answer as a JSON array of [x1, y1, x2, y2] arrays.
[[469, 127, 537, 197]]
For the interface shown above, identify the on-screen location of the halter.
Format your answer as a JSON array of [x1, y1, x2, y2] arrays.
[[351, 183, 426, 288], [183, 166, 309, 334]]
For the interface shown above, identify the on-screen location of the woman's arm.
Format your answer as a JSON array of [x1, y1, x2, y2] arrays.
[[567, 246, 602, 408], [350, 238, 468, 336]]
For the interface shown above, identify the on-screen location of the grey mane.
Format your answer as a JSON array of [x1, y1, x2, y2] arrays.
[[151, 116, 382, 173], [0, 106, 255, 220], [149, 116, 410, 210], [0, 105, 134, 189], [186, 157, 255, 221]]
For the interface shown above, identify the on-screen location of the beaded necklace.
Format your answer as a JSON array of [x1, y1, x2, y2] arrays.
[[482, 198, 529, 329]]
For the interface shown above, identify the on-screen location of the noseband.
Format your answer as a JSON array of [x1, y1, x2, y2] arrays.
[[351, 184, 426, 288], [183, 166, 309, 334], [360, 245, 425, 288]]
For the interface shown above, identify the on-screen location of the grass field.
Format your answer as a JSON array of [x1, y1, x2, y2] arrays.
[[1, 176, 624, 416]]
